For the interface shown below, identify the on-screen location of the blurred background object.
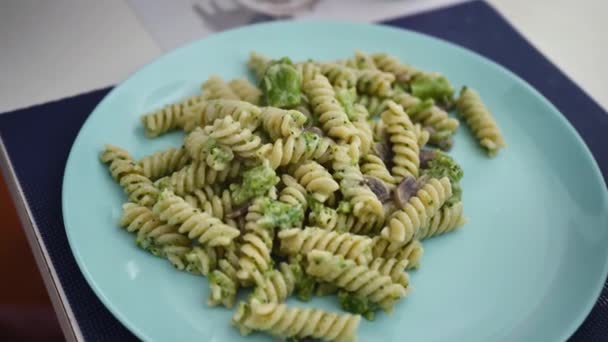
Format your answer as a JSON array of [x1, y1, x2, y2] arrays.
[[0, 176, 63, 341]]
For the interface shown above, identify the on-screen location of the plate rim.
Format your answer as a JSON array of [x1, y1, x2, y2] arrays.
[[62, 19, 608, 341]]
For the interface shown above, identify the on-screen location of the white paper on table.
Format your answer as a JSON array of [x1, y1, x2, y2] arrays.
[[127, 0, 472, 51]]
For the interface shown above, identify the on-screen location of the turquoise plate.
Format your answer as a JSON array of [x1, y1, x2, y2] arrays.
[[63, 21, 608, 341]]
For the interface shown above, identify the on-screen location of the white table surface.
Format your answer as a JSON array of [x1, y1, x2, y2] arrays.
[[0, 0, 606, 113]]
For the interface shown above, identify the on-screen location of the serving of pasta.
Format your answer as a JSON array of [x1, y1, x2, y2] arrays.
[[99, 50, 504, 342]]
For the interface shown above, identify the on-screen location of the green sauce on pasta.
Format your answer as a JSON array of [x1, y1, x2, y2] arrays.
[[335, 87, 357, 120]]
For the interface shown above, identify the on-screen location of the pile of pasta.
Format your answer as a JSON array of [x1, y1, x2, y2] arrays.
[[100, 51, 505, 342]]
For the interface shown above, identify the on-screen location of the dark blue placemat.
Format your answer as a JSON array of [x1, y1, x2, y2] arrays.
[[0, 1, 606, 341]]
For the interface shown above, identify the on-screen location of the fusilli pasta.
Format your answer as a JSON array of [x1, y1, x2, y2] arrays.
[[153, 189, 240, 246], [306, 250, 408, 312], [381, 177, 452, 244], [456, 87, 505, 155], [278, 227, 373, 265]]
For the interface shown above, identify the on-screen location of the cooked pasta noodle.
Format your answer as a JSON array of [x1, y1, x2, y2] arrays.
[[306, 250, 408, 312], [278, 227, 373, 265], [381, 177, 452, 244], [456, 87, 505, 155]]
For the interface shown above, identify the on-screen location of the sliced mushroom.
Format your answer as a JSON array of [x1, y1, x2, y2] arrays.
[[436, 136, 454, 151], [364, 176, 390, 203], [419, 149, 436, 169], [372, 142, 392, 165], [393, 176, 419, 208], [226, 202, 250, 219], [423, 126, 436, 135]]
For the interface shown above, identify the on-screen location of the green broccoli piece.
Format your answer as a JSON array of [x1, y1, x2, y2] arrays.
[[261, 57, 301, 108], [407, 98, 435, 116], [258, 198, 304, 230], [231, 162, 279, 205], [295, 272, 316, 302], [421, 150, 463, 205], [410, 74, 454, 105], [338, 290, 377, 320]]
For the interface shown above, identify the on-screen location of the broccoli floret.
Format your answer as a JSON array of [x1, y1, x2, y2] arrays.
[[261, 57, 301, 108], [410, 74, 454, 105], [421, 150, 463, 205], [231, 162, 279, 205], [338, 290, 377, 320], [258, 198, 304, 230]]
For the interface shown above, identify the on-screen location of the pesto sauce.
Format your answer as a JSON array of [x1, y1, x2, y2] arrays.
[[335, 87, 357, 120], [301, 131, 319, 152]]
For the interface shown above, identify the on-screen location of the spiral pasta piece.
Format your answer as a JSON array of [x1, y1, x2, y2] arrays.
[[295, 62, 322, 85], [413, 123, 430, 148], [278, 227, 373, 265], [153, 189, 240, 247], [381, 101, 420, 182], [233, 299, 360, 342], [228, 77, 262, 105], [351, 105, 373, 155], [258, 131, 333, 169], [371, 238, 423, 270], [251, 262, 300, 303], [356, 69, 395, 97], [303, 75, 358, 142], [418, 201, 466, 240], [306, 250, 408, 312], [261, 107, 307, 140], [236, 198, 274, 285], [456, 87, 505, 155], [292, 161, 339, 203], [100, 145, 159, 207], [392, 92, 459, 134], [381, 177, 452, 243], [332, 144, 383, 219], [182, 99, 262, 132], [184, 245, 218, 276], [371, 52, 421, 84], [278, 174, 308, 209], [318, 63, 357, 88], [357, 94, 390, 118], [195, 116, 263, 159], [208, 265, 239, 308], [369, 257, 410, 287], [120, 202, 190, 257], [360, 154, 396, 190], [140, 94, 204, 137], [349, 50, 378, 70], [201, 75, 240, 101], [155, 159, 241, 196], [183, 186, 236, 226], [248, 51, 271, 80], [138, 146, 190, 181]]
